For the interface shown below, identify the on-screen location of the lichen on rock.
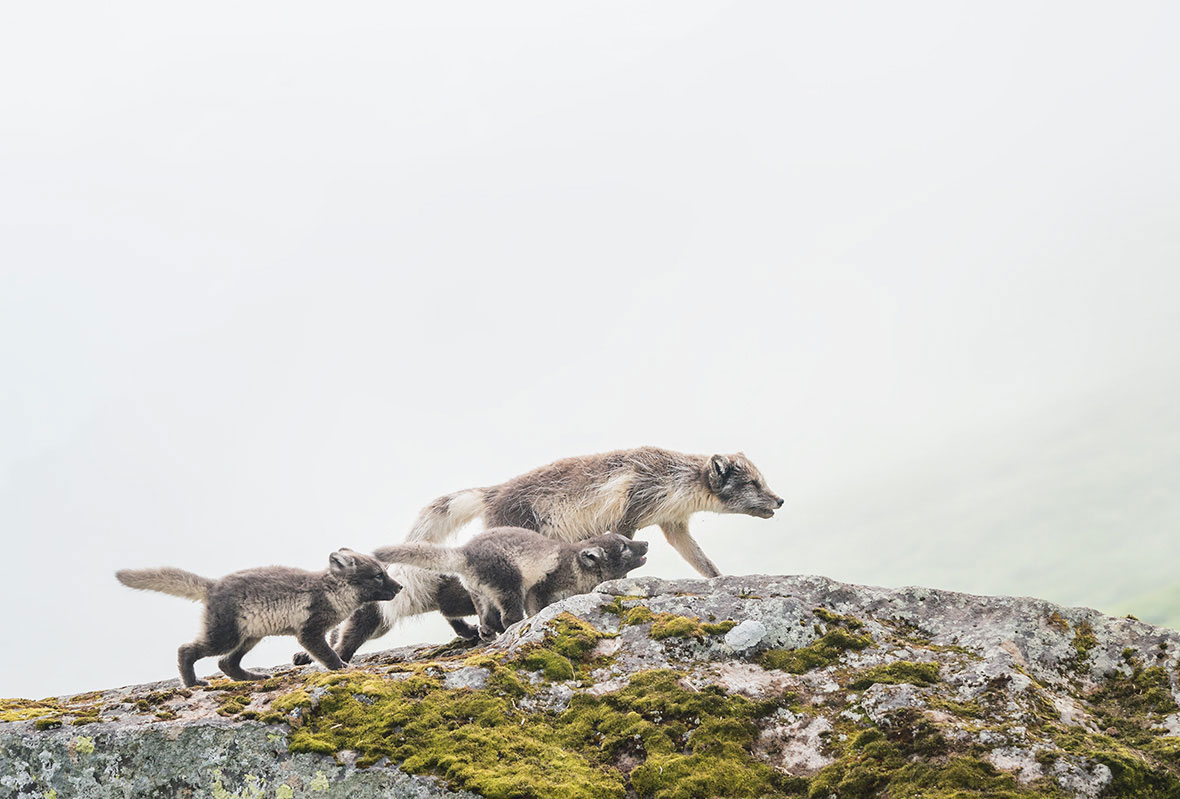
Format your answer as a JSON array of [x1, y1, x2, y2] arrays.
[[5, 574, 1180, 798]]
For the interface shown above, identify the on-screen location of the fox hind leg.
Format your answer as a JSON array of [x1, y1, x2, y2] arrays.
[[178, 613, 244, 687], [218, 637, 264, 681]]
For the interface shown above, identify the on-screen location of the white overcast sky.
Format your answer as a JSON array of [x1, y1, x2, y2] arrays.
[[2, 2, 1179, 699]]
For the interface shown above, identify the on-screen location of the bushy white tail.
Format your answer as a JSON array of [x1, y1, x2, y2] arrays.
[[116, 568, 212, 601], [371, 487, 486, 633], [373, 543, 466, 576], [406, 488, 486, 542]]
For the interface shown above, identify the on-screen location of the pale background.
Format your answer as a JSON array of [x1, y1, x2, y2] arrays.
[[2, 2, 1179, 699]]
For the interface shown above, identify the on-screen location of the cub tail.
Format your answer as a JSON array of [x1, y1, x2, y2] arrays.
[[373, 543, 466, 576], [116, 568, 213, 601], [406, 488, 486, 543]]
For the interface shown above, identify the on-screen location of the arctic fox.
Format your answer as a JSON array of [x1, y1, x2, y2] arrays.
[[305, 447, 781, 663], [118, 549, 400, 686], [375, 527, 648, 639]]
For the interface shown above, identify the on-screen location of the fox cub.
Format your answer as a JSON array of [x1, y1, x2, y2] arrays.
[[375, 527, 649, 640], [117, 549, 400, 687]]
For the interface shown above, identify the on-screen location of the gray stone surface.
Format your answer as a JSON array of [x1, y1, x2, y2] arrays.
[[4, 574, 1179, 798]]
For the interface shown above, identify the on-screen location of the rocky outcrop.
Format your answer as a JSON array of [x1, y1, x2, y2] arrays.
[[4, 575, 1180, 798]]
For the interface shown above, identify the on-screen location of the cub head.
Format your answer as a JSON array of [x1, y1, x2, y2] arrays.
[[577, 534, 649, 582], [704, 452, 783, 518], [330, 548, 402, 602]]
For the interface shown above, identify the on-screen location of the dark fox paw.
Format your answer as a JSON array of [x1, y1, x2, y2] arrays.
[[292, 651, 312, 666]]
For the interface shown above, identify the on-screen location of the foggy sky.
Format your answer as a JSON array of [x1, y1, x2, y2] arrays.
[[3, 2, 1179, 699]]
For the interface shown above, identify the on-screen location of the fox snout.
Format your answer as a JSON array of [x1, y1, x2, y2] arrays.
[[378, 578, 402, 602], [629, 540, 649, 567]]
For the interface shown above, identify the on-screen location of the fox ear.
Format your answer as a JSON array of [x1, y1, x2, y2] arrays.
[[578, 546, 606, 569], [707, 454, 732, 489], [329, 550, 356, 573]]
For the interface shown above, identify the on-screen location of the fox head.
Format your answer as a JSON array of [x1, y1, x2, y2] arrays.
[[577, 533, 649, 581], [705, 453, 783, 518], [329, 548, 402, 602]]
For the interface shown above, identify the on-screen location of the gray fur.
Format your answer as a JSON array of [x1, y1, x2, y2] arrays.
[[375, 527, 649, 640], [408, 447, 782, 575], [115, 568, 213, 601], [117, 549, 401, 687], [290, 570, 477, 666], [311, 447, 780, 662]]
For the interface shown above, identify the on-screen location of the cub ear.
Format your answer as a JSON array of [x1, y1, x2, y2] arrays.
[[707, 454, 732, 489], [329, 550, 356, 573], [578, 546, 606, 569]]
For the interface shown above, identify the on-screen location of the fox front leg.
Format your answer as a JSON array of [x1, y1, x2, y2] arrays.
[[659, 521, 722, 578]]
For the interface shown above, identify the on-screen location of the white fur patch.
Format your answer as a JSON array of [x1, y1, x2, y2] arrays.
[[447, 489, 485, 524], [378, 566, 447, 628], [518, 548, 561, 589]]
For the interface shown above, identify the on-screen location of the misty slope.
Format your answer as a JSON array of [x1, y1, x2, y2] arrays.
[[772, 380, 1180, 627], [1116, 583, 1180, 631]]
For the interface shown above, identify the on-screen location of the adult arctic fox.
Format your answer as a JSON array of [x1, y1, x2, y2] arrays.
[[300, 447, 782, 664], [408, 447, 782, 576]]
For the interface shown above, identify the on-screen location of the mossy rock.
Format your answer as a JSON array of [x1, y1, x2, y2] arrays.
[[266, 667, 791, 799], [760, 628, 873, 674], [849, 661, 941, 690]]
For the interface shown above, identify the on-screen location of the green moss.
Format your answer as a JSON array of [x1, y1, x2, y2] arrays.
[[814, 608, 864, 630], [0, 698, 62, 723], [849, 661, 941, 690], [33, 717, 62, 730], [1035, 749, 1061, 766], [269, 689, 313, 717], [73, 736, 95, 755], [605, 598, 736, 641], [131, 687, 192, 717], [513, 613, 615, 681], [650, 615, 701, 640], [1079, 655, 1180, 780], [260, 666, 793, 799], [485, 664, 528, 698], [810, 710, 1061, 799], [927, 696, 985, 718], [602, 596, 648, 617], [1093, 664, 1179, 720], [811, 748, 1036, 798], [283, 670, 624, 797], [519, 649, 576, 681], [549, 613, 614, 660], [760, 628, 872, 674], [1052, 724, 1180, 798], [701, 620, 737, 635], [622, 606, 655, 625], [647, 612, 736, 640], [215, 690, 254, 717], [1072, 621, 1099, 670]]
